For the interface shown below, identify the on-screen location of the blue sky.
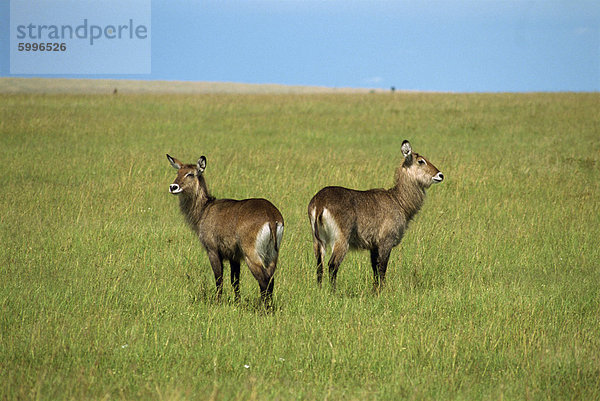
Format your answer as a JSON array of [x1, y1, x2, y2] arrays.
[[2, 0, 599, 92]]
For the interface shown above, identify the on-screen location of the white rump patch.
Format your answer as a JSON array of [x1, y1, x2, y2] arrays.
[[255, 222, 275, 264], [318, 208, 341, 250]]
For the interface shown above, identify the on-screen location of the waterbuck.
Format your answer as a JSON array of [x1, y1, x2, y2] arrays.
[[167, 154, 284, 303], [308, 140, 443, 290]]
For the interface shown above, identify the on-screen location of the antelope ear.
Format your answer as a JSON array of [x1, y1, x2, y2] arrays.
[[401, 140, 413, 162], [167, 154, 182, 169], [197, 156, 207, 173]]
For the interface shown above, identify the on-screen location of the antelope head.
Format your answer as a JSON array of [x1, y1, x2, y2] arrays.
[[401, 140, 444, 188], [167, 154, 206, 195]]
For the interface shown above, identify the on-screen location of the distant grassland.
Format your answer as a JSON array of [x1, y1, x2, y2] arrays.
[[0, 77, 377, 95], [0, 88, 599, 400]]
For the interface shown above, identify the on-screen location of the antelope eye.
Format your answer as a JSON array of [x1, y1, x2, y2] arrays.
[[185, 173, 195, 178], [418, 159, 426, 165]]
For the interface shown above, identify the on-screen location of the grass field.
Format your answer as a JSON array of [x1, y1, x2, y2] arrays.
[[1, 90, 599, 400]]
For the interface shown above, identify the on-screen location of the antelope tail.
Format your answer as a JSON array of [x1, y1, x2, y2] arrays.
[[312, 208, 324, 243], [270, 221, 284, 253]]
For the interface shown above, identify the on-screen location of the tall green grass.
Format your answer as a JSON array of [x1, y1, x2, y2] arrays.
[[1, 92, 599, 400]]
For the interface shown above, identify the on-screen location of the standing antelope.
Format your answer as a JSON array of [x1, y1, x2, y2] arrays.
[[308, 140, 443, 290], [167, 154, 284, 304]]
